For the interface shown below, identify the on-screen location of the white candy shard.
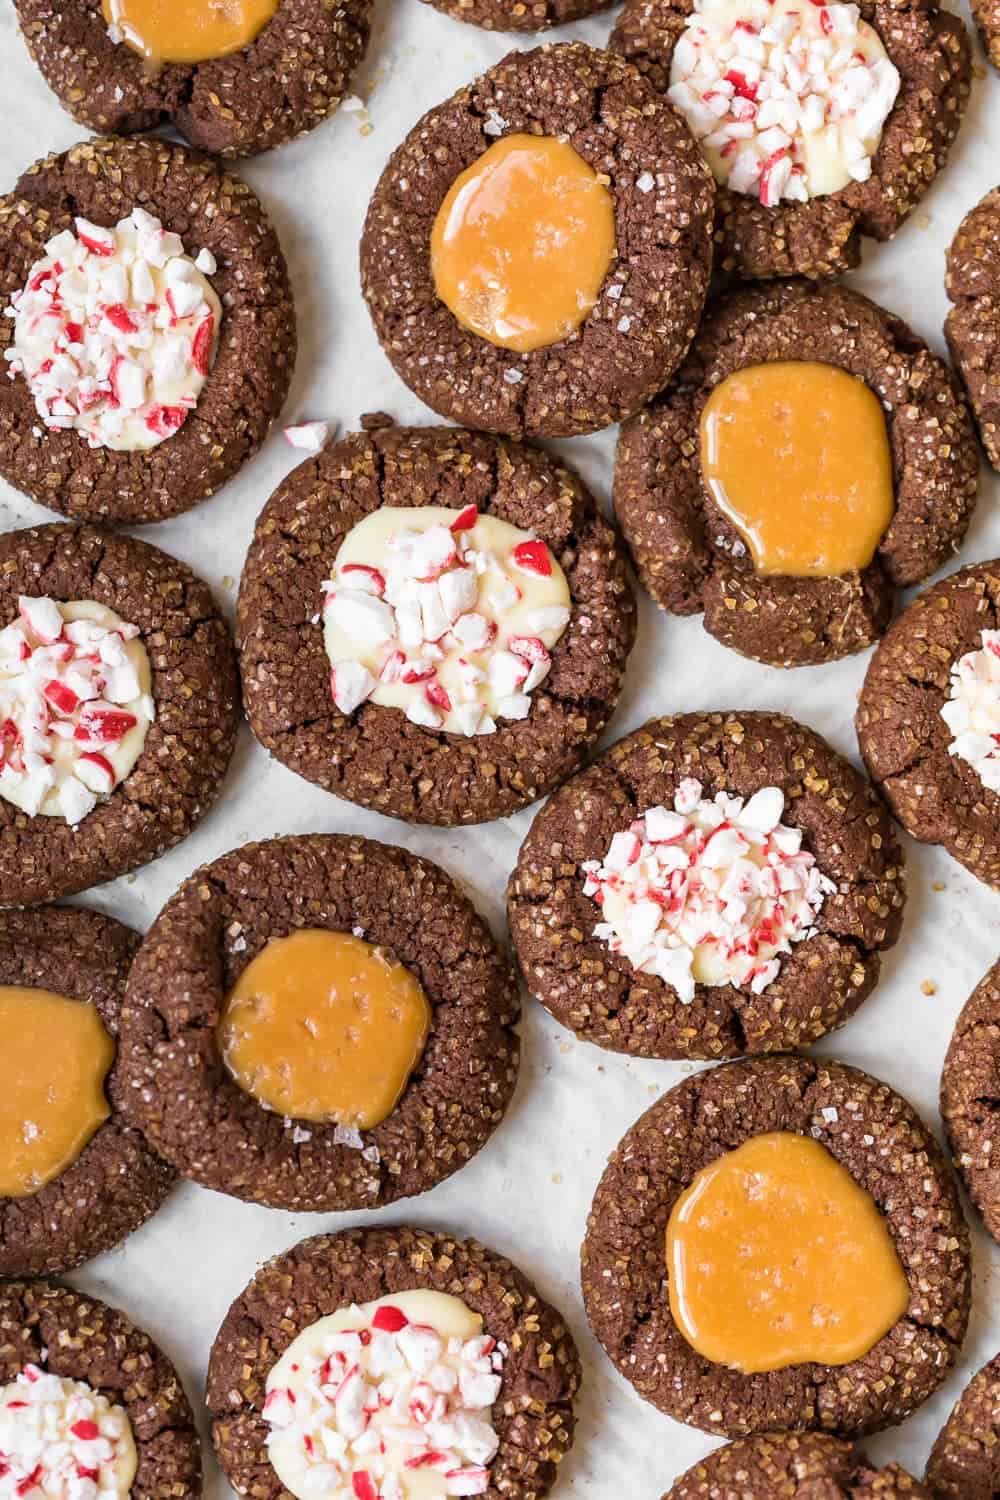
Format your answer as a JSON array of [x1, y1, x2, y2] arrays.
[[284, 421, 331, 453], [941, 629, 1000, 793]]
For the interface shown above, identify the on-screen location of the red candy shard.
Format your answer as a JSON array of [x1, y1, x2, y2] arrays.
[[371, 1304, 409, 1333], [78, 230, 114, 258], [17, 1465, 43, 1496], [511, 540, 551, 577], [74, 706, 138, 745], [63, 322, 84, 345], [400, 665, 434, 684], [450, 504, 478, 532], [145, 405, 188, 438], [405, 1452, 447, 1468], [351, 1471, 378, 1500], [104, 304, 138, 335], [425, 681, 451, 712], [76, 1466, 99, 1482], [71, 1421, 100, 1442], [507, 636, 550, 664], [42, 679, 79, 716], [341, 564, 387, 596], [191, 315, 215, 377]]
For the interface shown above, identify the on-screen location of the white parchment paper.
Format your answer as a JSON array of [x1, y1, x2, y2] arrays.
[[3, 0, 1000, 1490]]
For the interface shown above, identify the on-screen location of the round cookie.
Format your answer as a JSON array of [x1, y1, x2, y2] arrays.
[[207, 1226, 579, 1500], [421, 0, 612, 27], [581, 1055, 970, 1439], [945, 188, 1000, 471], [508, 711, 904, 1059], [610, 0, 970, 280], [0, 906, 173, 1277], [0, 523, 238, 906], [118, 833, 520, 1211], [0, 136, 295, 523], [857, 560, 1000, 887], [13, 0, 371, 158], [664, 1432, 932, 1498], [237, 420, 635, 826], [614, 281, 979, 668], [925, 1353, 1000, 1500], [940, 957, 1000, 1244], [361, 43, 715, 440], [0, 1281, 201, 1500]]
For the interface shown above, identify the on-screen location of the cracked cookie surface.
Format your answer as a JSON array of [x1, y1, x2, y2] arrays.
[[508, 711, 905, 1059], [581, 1054, 970, 1439], [925, 1351, 1000, 1499], [610, 0, 970, 280], [940, 958, 1000, 1247], [237, 420, 636, 826], [0, 136, 295, 523], [13, 0, 371, 158], [857, 560, 1000, 887], [0, 906, 173, 1277], [664, 1431, 932, 1498], [945, 188, 1000, 471], [0, 1280, 201, 1500], [614, 282, 979, 668], [361, 43, 714, 440], [0, 523, 238, 905], [420, 0, 613, 27], [118, 834, 520, 1211]]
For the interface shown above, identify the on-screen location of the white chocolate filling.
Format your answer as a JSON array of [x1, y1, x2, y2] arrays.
[[323, 506, 571, 736], [0, 598, 154, 825], [668, 0, 900, 205], [941, 628, 1000, 794], [4, 208, 221, 452], [0, 1365, 137, 1500], [582, 778, 835, 1003], [264, 1290, 505, 1500]]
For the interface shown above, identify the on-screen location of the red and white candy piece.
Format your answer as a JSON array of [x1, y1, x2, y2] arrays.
[[0, 1365, 137, 1500]]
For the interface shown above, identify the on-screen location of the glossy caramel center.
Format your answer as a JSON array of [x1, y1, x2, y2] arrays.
[[700, 360, 894, 577], [0, 986, 114, 1198], [430, 133, 616, 354], [219, 930, 431, 1130], [666, 1131, 910, 1373], [101, 0, 278, 64]]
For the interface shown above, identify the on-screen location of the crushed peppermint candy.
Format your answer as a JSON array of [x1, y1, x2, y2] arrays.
[[4, 207, 221, 451], [323, 505, 571, 737], [264, 1290, 505, 1500], [581, 777, 835, 1003], [0, 1364, 137, 1500], [668, 0, 900, 206], [0, 597, 154, 825], [940, 628, 1000, 794]]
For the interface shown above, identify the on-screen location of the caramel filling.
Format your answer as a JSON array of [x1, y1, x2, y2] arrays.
[[700, 360, 894, 578], [0, 986, 114, 1199], [666, 1131, 910, 1374], [101, 0, 278, 64], [219, 930, 431, 1129], [430, 133, 616, 354]]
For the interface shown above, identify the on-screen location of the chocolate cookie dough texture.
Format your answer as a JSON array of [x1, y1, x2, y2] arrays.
[[421, 0, 612, 27], [118, 834, 520, 1211], [14, 0, 371, 158], [610, 0, 970, 279], [208, 1227, 580, 1500], [238, 421, 635, 826], [509, 712, 904, 1059], [0, 907, 172, 1278], [361, 43, 715, 440], [946, 188, 1000, 470], [857, 560, 1000, 887], [665, 1432, 932, 1499], [940, 957, 1000, 1244], [615, 281, 978, 668], [582, 1055, 970, 1439], [0, 136, 295, 524], [0, 1282, 201, 1500], [0, 524, 238, 906], [925, 1352, 1000, 1500]]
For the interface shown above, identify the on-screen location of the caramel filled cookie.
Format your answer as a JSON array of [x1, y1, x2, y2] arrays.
[[0, 136, 295, 523], [238, 420, 635, 826], [610, 0, 970, 279], [0, 906, 172, 1277], [0, 525, 238, 906], [926, 1353, 1000, 1499], [208, 1227, 579, 1500], [615, 281, 978, 667], [361, 43, 714, 439], [0, 1282, 200, 1500], [118, 834, 520, 1211], [582, 1055, 970, 1439], [857, 559, 1000, 886], [665, 1432, 931, 1498], [510, 711, 904, 1058], [946, 188, 1000, 469], [14, 0, 371, 158], [941, 958, 1000, 1244]]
